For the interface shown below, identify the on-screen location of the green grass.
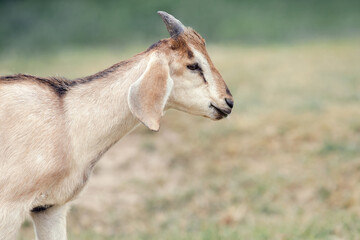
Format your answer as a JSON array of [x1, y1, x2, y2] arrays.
[[1, 0, 360, 53], [65, 211, 360, 240], [8, 38, 360, 239]]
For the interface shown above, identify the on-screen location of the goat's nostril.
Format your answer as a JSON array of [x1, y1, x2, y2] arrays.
[[225, 98, 234, 108]]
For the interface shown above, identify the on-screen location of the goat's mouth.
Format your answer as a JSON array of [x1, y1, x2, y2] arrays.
[[210, 103, 230, 120]]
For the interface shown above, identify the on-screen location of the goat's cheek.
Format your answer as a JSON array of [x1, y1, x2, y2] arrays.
[[170, 62, 185, 77]]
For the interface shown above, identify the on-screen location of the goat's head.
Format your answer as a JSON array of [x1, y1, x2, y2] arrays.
[[128, 11, 233, 131]]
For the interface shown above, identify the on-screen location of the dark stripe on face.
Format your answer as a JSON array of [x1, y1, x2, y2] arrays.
[[187, 50, 194, 58], [226, 86, 232, 96], [199, 71, 207, 83]]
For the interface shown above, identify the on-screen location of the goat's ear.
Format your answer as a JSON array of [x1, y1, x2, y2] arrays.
[[128, 55, 173, 131]]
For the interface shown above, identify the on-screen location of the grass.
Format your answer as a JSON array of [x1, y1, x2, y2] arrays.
[[4, 37, 360, 239]]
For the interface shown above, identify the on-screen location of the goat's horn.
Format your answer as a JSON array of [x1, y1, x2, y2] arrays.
[[157, 11, 185, 38]]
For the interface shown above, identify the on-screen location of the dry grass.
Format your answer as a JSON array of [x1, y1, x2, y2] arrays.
[[2, 38, 360, 239]]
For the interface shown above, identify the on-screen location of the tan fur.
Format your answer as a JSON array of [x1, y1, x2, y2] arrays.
[[0, 12, 233, 240], [182, 29, 229, 95], [128, 53, 172, 131]]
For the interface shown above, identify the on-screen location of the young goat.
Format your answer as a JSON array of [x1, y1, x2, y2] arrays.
[[0, 11, 234, 240]]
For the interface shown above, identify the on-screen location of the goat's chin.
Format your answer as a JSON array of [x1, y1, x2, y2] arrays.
[[174, 107, 226, 120], [209, 109, 228, 120], [204, 112, 226, 121], [211, 114, 226, 121]]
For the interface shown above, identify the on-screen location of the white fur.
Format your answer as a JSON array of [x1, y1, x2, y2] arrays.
[[0, 31, 232, 240], [0, 56, 148, 240]]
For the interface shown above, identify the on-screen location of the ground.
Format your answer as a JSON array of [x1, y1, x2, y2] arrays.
[[2, 38, 359, 239]]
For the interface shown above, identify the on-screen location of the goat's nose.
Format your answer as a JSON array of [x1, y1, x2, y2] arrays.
[[225, 98, 234, 109]]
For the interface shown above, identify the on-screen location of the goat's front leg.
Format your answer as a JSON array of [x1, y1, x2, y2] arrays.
[[0, 204, 26, 240], [30, 204, 68, 240]]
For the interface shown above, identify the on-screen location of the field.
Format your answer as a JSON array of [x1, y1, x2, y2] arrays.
[[2, 38, 360, 239]]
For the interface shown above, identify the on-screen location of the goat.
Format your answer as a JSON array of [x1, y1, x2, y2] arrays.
[[0, 11, 234, 240]]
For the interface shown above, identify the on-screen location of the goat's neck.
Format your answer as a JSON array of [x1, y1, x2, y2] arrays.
[[64, 54, 149, 167]]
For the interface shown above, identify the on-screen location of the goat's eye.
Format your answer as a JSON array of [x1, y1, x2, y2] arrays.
[[187, 63, 201, 71]]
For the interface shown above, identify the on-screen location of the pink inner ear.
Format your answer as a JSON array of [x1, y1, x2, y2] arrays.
[[128, 56, 170, 131]]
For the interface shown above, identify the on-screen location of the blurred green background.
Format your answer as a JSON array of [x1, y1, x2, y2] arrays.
[[1, 0, 360, 240], [1, 0, 360, 53]]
